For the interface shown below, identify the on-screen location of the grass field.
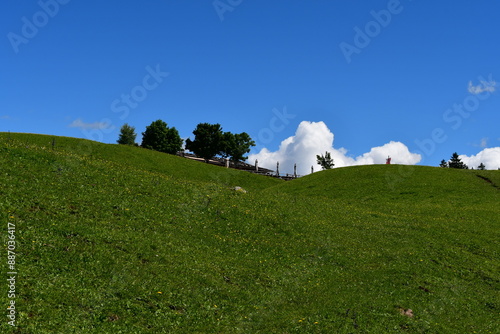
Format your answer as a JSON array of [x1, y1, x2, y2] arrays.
[[1, 133, 499, 333]]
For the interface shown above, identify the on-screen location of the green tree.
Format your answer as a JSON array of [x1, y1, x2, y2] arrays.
[[448, 152, 468, 169], [477, 162, 486, 170], [185, 123, 224, 162], [141, 120, 183, 154], [439, 159, 448, 168], [316, 151, 335, 170], [222, 132, 255, 163], [117, 123, 137, 145]]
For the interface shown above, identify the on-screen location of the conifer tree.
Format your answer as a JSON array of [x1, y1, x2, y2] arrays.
[[448, 152, 468, 169], [316, 151, 335, 170], [117, 123, 137, 145]]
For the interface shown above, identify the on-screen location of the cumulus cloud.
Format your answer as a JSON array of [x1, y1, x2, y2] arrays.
[[468, 79, 496, 95], [69, 118, 112, 130], [459, 147, 500, 170], [350, 141, 422, 166], [248, 121, 421, 175]]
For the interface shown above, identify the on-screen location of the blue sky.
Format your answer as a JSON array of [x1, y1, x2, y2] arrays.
[[2, 0, 499, 173]]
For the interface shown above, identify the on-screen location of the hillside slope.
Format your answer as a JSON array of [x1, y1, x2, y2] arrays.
[[268, 164, 500, 218], [0, 133, 282, 192], [271, 164, 499, 201], [1, 134, 498, 333]]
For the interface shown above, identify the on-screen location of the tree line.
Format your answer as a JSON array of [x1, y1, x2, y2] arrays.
[[315, 151, 492, 171], [119, 123, 494, 171], [439, 152, 488, 170], [117, 120, 255, 163]]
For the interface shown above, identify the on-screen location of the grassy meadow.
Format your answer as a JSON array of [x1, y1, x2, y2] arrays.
[[1, 133, 498, 333]]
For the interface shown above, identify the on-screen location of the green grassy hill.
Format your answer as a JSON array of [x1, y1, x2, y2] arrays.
[[0, 133, 282, 192], [1, 133, 498, 333]]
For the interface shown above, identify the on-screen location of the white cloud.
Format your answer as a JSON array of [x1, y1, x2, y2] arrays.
[[69, 118, 112, 130], [248, 121, 421, 175], [351, 141, 422, 166], [468, 79, 496, 95], [459, 147, 500, 170], [471, 137, 489, 148], [480, 137, 488, 148]]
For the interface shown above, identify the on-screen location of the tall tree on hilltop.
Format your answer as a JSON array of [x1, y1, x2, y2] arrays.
[[477, 162, 486, 170], [141, 120, 183, 154], [439, 159, 448, 168], [448, 152, 468, 169], [316, 151, 335, 170], [117, 123, 137, 146], [222, 132, 255, 163], [185, 123, 224, 162]]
